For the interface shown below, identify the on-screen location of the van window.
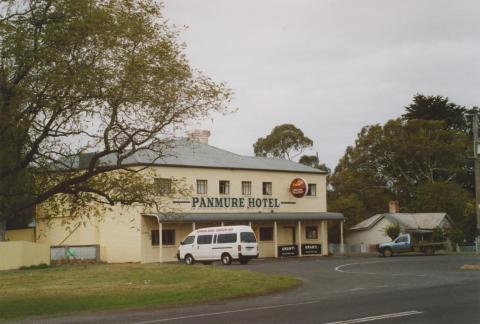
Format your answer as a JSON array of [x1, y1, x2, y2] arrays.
[[241, 232, 256, 243], [197, 235, 213, 244], [183, 236, 194, 245], [217, 233, 237, 244]]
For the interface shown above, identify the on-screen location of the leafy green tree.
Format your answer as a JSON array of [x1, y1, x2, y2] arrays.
[[0, 0, 231, 223], [403, 94, 471, 131], [299, 154, 330, 174], [330, 94, 476, 240], [408, 182, 475, 242], [330, 118, 471, 234], [254, 124, 313, 160], [384, 223, 401, 240]]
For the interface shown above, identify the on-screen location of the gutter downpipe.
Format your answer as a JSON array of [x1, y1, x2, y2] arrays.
[[153, 215, 163, 263]]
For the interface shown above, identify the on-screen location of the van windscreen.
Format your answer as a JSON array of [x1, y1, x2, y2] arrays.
[[240, 232, 256, 243], [217, 233, 237, 244], [183, 236, 194, 245]]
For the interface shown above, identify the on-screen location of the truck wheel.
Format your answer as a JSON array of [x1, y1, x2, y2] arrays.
[[221, 253, 232, 265], [424, 247, 434, 256], [382, 248, 393, 257], [184, 254, 195, 265]]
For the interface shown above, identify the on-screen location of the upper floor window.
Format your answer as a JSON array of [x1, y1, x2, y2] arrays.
[[262, 182, 272, 195], [306, 184, 317, 196], [196, 180, 207, 194], [153, 178, 172, 195], [242, 181, 252, 195], [219, 180, 230, 195]]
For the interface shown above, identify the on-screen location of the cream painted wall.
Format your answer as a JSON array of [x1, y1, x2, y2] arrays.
[[37, 217, 100, 246], [345, 218, 393, 245], [0, 241, 50, 270], [144, 166, 327, 213], [36, 165, 328, 263], [5, 229, 35, 242]]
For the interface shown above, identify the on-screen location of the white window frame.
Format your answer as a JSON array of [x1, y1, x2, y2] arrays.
[[242, 181, 252, 195], [262, 182, 272, 195], [196, 180, 208, 194], [219, 180, 230, 195]]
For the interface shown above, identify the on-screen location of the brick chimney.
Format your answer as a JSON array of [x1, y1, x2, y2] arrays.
[[389, 201, 400, 213], [187, 129, 211, 144]]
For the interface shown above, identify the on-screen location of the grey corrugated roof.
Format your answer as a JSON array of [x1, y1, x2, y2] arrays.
[[349, 213, 452, 231], [70, 139, 326, 174], [144, 212, 344, 222]]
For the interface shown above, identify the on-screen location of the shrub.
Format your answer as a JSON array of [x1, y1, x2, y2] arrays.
[[384, 223, 401, 240]]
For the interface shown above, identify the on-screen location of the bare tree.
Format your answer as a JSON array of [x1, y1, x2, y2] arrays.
[[0, 0, 231, 222]]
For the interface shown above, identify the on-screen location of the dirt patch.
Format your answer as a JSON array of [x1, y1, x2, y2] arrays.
[[461, 264, 480, 270]]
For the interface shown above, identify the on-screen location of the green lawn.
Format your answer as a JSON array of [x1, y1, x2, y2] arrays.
[[0, 263, 300, 321]]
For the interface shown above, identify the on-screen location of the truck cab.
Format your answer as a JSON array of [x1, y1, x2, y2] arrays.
[[378, 232, 442, 257], [380, 234, 411, 255]]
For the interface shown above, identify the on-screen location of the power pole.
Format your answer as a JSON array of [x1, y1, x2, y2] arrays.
[[474, 114, 480, 233]]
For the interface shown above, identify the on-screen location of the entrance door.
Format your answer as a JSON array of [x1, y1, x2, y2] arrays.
[[284, 227, 296, 244]]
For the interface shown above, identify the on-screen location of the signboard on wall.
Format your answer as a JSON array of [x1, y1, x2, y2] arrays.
[[301, 244, 321, 255], [290, 178, 308, 198], [191, 197, 281, 209], [278, 245, 298, 257]]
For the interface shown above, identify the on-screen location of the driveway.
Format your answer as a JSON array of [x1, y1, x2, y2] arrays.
[[16, 255, 480, 324]]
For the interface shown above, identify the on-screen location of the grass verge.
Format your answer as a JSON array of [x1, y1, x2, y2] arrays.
[[0, 263, 300, 321]]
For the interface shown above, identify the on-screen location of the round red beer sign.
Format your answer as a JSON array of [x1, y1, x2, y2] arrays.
[[290, 178, 308, 198]]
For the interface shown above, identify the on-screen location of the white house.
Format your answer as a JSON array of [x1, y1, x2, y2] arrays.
[[346, 212, 455, 246]]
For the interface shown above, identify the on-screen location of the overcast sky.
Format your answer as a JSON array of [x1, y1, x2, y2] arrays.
[[163, 0, 480, 169]]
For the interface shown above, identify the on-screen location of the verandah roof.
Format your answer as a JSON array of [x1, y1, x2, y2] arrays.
[[143, 212, 344, 222]]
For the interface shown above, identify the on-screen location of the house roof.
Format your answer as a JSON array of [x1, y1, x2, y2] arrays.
[[68, 139, 326, 174], [349, 213, 453, 232], [144, 212, 344, 222]]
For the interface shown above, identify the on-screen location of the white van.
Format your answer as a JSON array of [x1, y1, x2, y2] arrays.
[[177, 225, 258, 265]]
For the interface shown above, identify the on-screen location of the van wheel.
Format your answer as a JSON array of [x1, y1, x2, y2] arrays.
[[382, 248, 393, 257], [184, 254, 195, 265], [221, 253, 232, 265], [239, 259, 249, 265]]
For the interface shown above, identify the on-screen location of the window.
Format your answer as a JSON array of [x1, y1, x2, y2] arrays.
[[241, 232, 257, 243], [151, 229, 175, 246], [262, 182, 272, 195], [396, 235, 408, 243], [306, 184, 317, 196], [242, 181, 252, 195], [154, 178, 172, 195], [162, 229, 175, 245], [197, 235, 212, 244], [183, 235, 195, 245], [259, 227, 273, 241], [306, 226, 318, 239], [151, 230, 159, 246], [217, 233, 237, 244], [219, 180, 230, 195], [196, 180, 207, 194]]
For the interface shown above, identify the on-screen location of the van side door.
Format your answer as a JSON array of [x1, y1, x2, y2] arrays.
[[214, 233, 237, 259], [196, 234, 213, 260]]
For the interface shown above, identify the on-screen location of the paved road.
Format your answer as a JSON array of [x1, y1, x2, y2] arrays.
[[18, 255, 480, 324]]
